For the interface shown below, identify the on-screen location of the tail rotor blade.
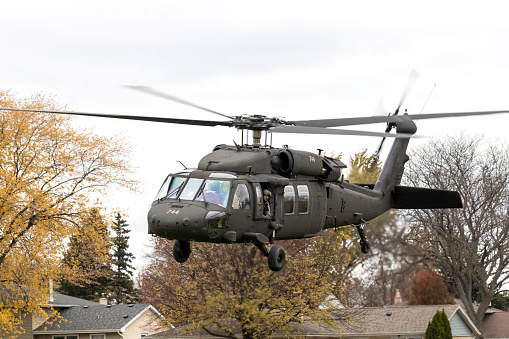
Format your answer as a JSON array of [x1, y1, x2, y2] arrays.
[[374, 137, 386, 157], [394, 69, 419, 115]]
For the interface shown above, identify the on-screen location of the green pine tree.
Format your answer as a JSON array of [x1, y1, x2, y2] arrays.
[[108, 213, 137, 304], [425, 309, 452, 339], [440, 310, 452, 339], [58, 208, 113, 301]]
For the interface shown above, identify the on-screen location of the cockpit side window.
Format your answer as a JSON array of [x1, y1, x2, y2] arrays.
[[196, 179, 231, 208], [166, 177, 187, 199], [154, 176, 173, 201], [232, 184, 250, 210]]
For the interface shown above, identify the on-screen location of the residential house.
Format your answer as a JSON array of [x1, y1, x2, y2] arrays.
[[150, 304, 480, 339], [1, 292, 163, 339]]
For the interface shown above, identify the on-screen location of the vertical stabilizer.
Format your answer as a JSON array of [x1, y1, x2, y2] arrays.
[[373, 115, 417, 196]]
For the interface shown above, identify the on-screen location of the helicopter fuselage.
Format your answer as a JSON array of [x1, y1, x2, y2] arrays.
[[148, 146, 388, 246]]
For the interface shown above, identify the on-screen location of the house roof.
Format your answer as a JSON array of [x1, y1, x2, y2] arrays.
[[34, 303, 159, 334], [149, 305, 481, 338], [149, 319, 340, 339], [49, 292, 100, 307], [340, 304, 480, 336], [482, 311, 509, 339]]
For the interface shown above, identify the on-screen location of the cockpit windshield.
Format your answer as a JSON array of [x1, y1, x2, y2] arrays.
[[154, 175, 231, 208], [195, 179, 230, 208]]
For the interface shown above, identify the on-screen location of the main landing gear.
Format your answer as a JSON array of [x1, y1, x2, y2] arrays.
[[173, 240, 192, 263], [257, 244, 286, 271], [355, 220, 370, 254]]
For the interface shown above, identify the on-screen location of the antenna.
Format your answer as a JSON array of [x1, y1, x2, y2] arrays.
[[419, 84, 437, 115]]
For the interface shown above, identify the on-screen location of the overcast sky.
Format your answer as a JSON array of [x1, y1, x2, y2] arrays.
[[2, 1, 509, 273]]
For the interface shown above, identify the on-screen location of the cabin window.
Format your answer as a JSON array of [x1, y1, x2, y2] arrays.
[[297, 185, 309, 214], [232, 184, 250, 210], [166, 177, 187, 199], [179, 178, 204, 201], [284, 185, 295, 214], [195, 179, 231, 208]]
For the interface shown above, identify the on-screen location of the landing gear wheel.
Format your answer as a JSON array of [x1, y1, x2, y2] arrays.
[[268, 245, 286, 271], [360, 240, 370, 254], [173, 240, 191, 263]]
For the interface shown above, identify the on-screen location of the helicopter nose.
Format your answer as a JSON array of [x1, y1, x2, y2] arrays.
[[147, 202, 206, 237]]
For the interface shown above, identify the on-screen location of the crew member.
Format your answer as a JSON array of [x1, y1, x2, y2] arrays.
[[262, 189, 272, 220]]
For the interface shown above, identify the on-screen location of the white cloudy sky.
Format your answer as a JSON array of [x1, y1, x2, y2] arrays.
[[2, 1, 509, 273]]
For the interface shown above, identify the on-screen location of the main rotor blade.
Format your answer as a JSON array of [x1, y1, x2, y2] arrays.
[[124, 85, 234, 120], [0, 107, 233, 127], [394, 69, 419, 115], [293, 110, 509, 128], [270, 125, 414, 138]]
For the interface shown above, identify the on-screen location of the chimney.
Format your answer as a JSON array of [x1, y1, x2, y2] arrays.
[[99, 297, 108, 305], [49, 278, 54, 302], [394, 289, 402, 304]]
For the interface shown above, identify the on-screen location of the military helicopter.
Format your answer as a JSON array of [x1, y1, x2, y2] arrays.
[[3, 77, 509, 271]]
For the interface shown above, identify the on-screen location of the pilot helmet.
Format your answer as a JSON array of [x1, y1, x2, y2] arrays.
[[263, 189, 272, 197]]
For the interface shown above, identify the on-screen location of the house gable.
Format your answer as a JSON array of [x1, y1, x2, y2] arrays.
[[450, 312, 474, 337]]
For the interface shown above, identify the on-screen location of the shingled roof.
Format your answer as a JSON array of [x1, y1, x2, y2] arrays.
[[482, 311, 509, 339], [48, 292, 100, 307], [34, 303, 159, 334], [340, 304, 480, 337]]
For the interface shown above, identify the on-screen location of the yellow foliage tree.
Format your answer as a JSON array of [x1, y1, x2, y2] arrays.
[[0, 90, 136, 335], [139, 232, 354, 339]]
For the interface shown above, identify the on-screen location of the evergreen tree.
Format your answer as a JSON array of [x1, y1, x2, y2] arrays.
[[109, 213, 137, 304], [425, 309, 452, 339], [59, 208, 113, 301], [440, 310, 452, 339]]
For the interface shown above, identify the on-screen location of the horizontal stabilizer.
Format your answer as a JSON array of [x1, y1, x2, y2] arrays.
[[392, 186, 463, 209]]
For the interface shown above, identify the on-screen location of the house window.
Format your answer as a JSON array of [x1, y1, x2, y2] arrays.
[[53, 336, 78, 339], [90, 335, 106, 339]]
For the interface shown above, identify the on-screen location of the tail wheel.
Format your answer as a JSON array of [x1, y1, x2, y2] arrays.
[[268, 245, 286, 271], [360, 240, 370, 254], [173, 240, 191, 263]]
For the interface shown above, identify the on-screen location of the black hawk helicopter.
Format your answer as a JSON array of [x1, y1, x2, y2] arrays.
[[3, 76, 509, 271]]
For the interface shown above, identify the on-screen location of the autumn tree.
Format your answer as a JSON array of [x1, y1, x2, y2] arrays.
[[403, 134, 509, 331], [408, 268, 454, 305], [108, 212, 137, 304], [139, 231, 354, 339], [343, 149, 416, 307], [58, 208, 113, 301], [0, 90, 135, 334]]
